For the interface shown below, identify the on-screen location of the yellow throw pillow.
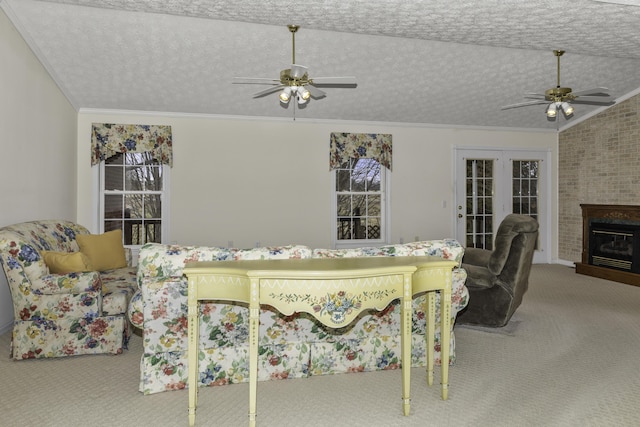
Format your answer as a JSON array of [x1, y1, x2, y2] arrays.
[[77, 229, 128, 271], [41, 251, 94, 274]]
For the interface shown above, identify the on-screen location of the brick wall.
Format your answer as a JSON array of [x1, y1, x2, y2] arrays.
[[558, 93, 640, 262]]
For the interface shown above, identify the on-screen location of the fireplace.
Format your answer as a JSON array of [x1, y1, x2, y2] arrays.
[[589, 221, 640, 272], [576, 204, 640, 286]]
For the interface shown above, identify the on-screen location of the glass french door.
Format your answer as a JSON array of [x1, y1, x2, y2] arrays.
[[455, 149, 549, 263]]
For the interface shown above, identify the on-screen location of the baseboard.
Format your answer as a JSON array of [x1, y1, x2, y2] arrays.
[[554, 259, 576, 268]]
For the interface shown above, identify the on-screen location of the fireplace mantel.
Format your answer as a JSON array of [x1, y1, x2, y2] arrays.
[[576, 204, 640, 286]]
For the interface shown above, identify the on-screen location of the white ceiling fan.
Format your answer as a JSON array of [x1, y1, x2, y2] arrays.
[[233, 25, 357, 107], [502, 50, 615, 120]]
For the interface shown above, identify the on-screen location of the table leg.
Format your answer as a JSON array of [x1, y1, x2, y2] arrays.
[[426, 291, 436, 387], [187, 278, 199, 426], [249, 279, 259, 426], [401, 273, 412, 416], [440, 278, 452, 400]]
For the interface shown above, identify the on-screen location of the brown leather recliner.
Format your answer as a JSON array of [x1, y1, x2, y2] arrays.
[[457, 214, 539, 327]]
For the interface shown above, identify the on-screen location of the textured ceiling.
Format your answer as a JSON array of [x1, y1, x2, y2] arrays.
[[3, 0, 640, 130]]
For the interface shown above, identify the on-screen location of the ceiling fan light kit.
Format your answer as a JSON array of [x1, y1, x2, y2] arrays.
[[279, 85, 311, 105], [546, 103, 557, 118], [561, 101, 574, 116], [233, 25, 357, 109], [502, 49, 615, 121], [546, 101, 575, 119], [279, 87, 292, 103]]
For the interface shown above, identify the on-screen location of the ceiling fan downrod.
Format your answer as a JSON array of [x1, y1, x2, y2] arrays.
[[554, 49, 565, 89], [545, 49, 572, 102], [288, 24, 299, 64]]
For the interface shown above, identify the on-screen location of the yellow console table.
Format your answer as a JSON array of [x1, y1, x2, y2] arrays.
[[184, 256, 456, 426]]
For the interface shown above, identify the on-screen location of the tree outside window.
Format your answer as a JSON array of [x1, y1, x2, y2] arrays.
[[103, 152, 163, 245], [336, 158, 383, 241]]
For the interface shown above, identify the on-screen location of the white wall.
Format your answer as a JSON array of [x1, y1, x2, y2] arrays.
[[0, 10, 78, 333], [76, 112, 558, 251]]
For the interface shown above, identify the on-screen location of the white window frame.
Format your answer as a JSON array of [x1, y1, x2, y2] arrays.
[[98, 157, 170, 252], [331, 159, 391, 249]]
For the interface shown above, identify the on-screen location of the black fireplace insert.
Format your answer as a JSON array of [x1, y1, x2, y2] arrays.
[[589, 220, 640, 273]]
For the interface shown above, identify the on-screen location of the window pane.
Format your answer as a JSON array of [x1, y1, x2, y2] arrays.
[[485, 160, 493, 176], [125, 166, 145, 191], [146, 166, 163, 191], [359, 159, 381, 191], [352, 195, 366, 216], [124, 220, 142, 245], [478, 197, 486, 214], [124, 219, 162, 245], [352, 175, 366, 191], [336, 169, 351, 191], [367, 195, 381, 216], [144, 220, 162, 244], [477, 160, 484, 176], [125, 194, 143, 218], [104, 220, 122, 233], [485, 235, 493, 250], [337, 219, 352, 240], [513, 179, 521, 196], [337, 194, 351, 216], [513, 200, 521, 214], [144, 195, 162, 218], [353, 217, 366, 239], [104, 195, 123, 219], [484, 178, 493, 196], [367, 217, 381, 239], [104, 166, 123, 191], [367, 176, 381, 191]]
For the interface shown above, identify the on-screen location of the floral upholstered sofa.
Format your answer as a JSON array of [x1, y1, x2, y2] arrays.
[[0, 220, 138, 359], [129, 240, 468, 394]]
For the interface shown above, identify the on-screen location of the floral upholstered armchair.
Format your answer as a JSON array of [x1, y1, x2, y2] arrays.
[[129, 240, 468, 394], [0, 220, 138, 359]]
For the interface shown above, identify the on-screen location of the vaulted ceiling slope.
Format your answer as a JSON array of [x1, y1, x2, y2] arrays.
[[3, 0, 640, 130]]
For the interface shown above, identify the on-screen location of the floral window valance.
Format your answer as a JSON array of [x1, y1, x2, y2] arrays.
[[329, 132, 392, 171], [91, 123, 173, 167]]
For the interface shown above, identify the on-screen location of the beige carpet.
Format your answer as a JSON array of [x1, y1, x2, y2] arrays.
[[1, 264, 640, 427]]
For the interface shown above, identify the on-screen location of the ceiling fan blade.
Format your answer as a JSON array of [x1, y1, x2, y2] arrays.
[[290, 64, 308, 78], [252, 85, 285, 98], [311, 76, 357, 86], [501, 100, 549, 110], [523, 93, 547, 100], [233, 77, 281, 85], [306, 84, 326, 98], [572, 87, 611, 97], [571, 97, 615, 106]]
